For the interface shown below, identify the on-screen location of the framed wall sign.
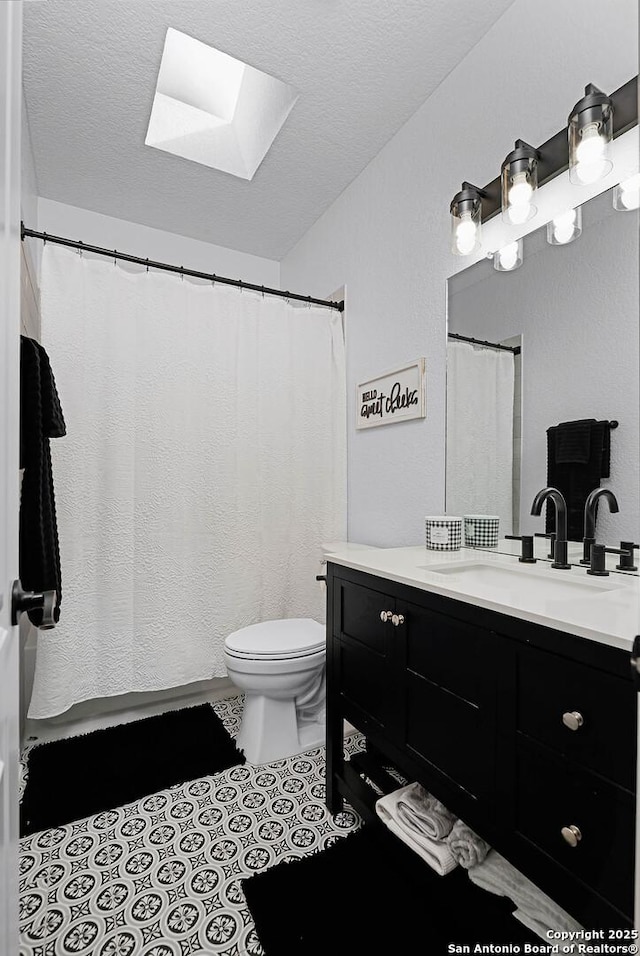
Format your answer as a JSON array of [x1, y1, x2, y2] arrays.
[[356, 358, 426, 429]]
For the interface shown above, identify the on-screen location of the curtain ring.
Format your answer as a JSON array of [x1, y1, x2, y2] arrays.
[[180, 266, 184, 281], [77, 240, 83, 258], [43, 232, 47, 246], [307, 295, 312, 309], [113, 249, 117, 266], [261, 286, 265, 298], [145, 258, 149, 273], [211, 274, 216, 288]]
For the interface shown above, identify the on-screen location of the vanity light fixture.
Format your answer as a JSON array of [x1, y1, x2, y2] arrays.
[[613, 173, 640, 210], [450, 182, 484, 256], [501, 140, 539, 224], [493, 239, 523, 272], [546, 206, 582, 245], [568, 84, 614, 186], [449, 76, 636, 257]]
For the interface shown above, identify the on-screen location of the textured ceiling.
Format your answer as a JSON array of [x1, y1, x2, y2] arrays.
[[23, 0, 516, 259]]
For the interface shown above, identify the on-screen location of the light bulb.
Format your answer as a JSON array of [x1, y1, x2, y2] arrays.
[[553, 209, 577, 244], [574, 123, 608, 184], [618, 174, 640, 210], [509, 172, 533, 207], [508, 202, 532, 225], [507, 171, 533, 223], [450, 183, 483, 256], [576, 124, 606, 163], [497, 242, 519, 271], [455, 214, 478, 255], [547, 206, 582, 246]]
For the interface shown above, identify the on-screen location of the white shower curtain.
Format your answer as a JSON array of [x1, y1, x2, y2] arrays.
[[446, 340, 514, 535], [29, 245, 346, 718]]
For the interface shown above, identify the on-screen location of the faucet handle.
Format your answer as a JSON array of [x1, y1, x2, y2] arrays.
[[580, 535, 596, 566], [617, 542, 639, 572], [588, 543, 633, 577], [504, 535, 536, 563], [534, 531, 556, 559]]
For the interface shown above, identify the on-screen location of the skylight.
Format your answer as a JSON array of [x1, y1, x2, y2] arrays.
[[145, 28, 298, 181]]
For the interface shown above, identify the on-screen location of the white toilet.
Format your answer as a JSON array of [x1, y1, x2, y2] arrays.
[[223, 618, 326, 764]]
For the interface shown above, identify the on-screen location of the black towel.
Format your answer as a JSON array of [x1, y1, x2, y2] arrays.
[[554, 419, 592, 464], [546, 418, 612, 541], [19, 336, 66, 625]]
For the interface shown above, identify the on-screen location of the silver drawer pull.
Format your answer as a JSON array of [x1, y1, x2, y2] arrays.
[[391, 613, 405, 627], [380, 610, 393, 622], [561, 825, 582, 847], [562, 711, 584, 732]]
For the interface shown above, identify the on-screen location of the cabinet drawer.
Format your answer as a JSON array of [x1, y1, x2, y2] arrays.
[[517, 648, 636, 790], [406, 602, 495, 706], [406, 671, 494, 802], [515, 742, 635, 917], [338, 581, 392, 654]]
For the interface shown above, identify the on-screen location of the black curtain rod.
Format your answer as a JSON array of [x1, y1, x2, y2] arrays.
[[448, 332, 521, 355], [21, 224, 344, 313]]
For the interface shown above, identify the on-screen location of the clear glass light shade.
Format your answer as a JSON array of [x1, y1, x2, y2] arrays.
[[613, 174, 640, 211], [502, 153, 538, 225], [546, 206, 583, 245], [450, 191, 482, 256], [568, 94, 613, 185], [493, 239, 523, 272]]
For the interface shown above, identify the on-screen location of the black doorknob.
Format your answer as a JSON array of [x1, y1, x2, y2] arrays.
[[11, 580, 57, 629]]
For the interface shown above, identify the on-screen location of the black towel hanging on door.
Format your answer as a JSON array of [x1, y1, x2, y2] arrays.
[[19, 336, 66, 626], [546, 419, 611, 541]]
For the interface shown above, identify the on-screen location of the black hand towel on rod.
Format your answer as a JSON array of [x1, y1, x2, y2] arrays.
[[546, 418, 612, 541], [19, 336, 66, 626]]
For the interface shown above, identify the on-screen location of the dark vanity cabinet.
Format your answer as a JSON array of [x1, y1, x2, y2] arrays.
[[325, 563, 637, 930]]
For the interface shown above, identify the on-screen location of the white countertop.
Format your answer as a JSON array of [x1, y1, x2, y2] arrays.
[[324, 543, 640, 652]]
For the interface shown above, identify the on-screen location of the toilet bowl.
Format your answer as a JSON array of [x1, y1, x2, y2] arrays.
[[224, 618, 326, 764]]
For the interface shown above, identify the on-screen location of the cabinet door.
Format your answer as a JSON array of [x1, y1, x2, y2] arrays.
[[402, 601, 497, 804], [334, 579, 396, 734]]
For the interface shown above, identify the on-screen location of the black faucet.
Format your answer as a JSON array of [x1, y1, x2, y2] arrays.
[[530, 487, 570, 569], [580, 488, 619, 564]]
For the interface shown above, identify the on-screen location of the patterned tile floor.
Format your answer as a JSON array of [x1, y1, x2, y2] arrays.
[[18, 696, 364, 956]]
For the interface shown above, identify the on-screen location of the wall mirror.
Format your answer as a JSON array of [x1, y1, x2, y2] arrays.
[[445, 187, 639, 572]]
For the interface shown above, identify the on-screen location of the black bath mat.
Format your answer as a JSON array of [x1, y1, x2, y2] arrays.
[[21, 703, 244, 836], [242, 825, 537, 956]]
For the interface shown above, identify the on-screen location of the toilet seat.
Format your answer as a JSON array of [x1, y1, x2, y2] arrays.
[[225, 618, 324, 661]]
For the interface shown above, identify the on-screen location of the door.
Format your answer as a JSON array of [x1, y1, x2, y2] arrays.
[[0, 2, 23, 952]]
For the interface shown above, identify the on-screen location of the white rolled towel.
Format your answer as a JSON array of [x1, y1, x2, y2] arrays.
[[468, 850, 583, 939], [376, 784, 458, 876], [447, 818, 491, 869], [395, 782, 457, 840]]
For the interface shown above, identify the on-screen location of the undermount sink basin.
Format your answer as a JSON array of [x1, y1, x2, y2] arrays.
[[422, 560, 626, 603]]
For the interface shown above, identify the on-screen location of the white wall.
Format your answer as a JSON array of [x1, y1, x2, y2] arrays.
[[21, 92, 41, 279], [19, 91, 41, 745], [280, 0, 638, 547], [20, 92, 37, 225], [448, 190, 639, 546], [36, 198, 280, 288]]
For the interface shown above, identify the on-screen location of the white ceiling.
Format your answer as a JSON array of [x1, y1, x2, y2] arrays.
[[23, 0, 516, 260]]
